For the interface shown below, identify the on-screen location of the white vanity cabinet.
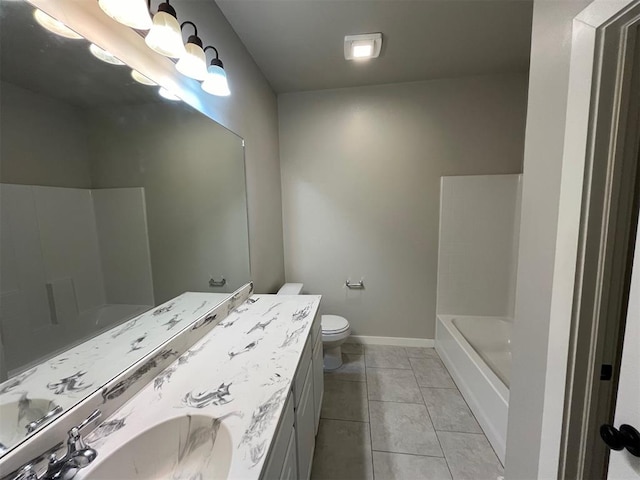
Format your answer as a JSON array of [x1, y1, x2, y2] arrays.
[[263, 393, 296, 480], [262, 310, 324, 480]]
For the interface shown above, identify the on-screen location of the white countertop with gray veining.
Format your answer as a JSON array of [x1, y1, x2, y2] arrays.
[[79, 294, 321, 479]]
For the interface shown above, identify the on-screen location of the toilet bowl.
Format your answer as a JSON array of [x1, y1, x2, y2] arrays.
[[321, 315, 351, 371], [277, 283, 351, 371]]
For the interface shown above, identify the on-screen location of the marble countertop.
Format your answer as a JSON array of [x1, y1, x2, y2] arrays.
[[78, 294, 321, 479], [0, 292, 231, 454]]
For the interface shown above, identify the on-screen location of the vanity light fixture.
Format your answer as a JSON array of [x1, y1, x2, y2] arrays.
[[89, 44, 125, 65], [158, 87, 181, 101], [175, 21, 207, 81], [33, 9, 83, 39], [145, 1, 185, 58], [201, 46, 230, 97], [98, 0, 152, 30], [344, 33, 383, 60], [131, 69, 157, 86]]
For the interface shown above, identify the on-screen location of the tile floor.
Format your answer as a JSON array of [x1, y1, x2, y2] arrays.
[[310, 344, 504, 480]]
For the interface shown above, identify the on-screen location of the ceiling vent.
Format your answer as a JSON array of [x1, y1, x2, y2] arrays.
[[344, 33, 382, 60]]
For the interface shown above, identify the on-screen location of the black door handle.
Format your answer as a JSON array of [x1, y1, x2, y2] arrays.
[[600, 424, 640, 457]]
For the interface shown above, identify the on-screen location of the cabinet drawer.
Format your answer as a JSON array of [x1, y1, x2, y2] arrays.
[[293, 334, 312, 407], [296, 361, 315, 480], [262, 391, 294, 480]]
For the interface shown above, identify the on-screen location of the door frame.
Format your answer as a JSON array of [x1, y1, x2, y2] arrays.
[[544, 0, 640, 478]]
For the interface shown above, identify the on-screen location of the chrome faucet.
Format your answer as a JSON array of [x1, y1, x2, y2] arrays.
[[13, 410, 101, 480]]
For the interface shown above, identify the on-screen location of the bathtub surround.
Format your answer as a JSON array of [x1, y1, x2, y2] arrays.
[[437, 175, 522, 317], [434, 175, 521, 462], [279, 74, 527, 340]]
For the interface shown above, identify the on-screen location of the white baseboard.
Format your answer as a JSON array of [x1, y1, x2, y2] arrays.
[[346, 335, 434, 348]]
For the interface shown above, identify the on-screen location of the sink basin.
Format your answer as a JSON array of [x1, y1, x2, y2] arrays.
[[85, 415, 233, 480], [0, 396, 60, 451]]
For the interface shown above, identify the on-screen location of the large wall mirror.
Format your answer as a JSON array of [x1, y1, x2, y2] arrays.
[[0, 0, 251, 456]]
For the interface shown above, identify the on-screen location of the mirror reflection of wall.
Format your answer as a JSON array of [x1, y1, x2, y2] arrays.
[[0, 0, 249, 399]]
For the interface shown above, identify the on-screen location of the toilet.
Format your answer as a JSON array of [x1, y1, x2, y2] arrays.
[[277, 283, 351, 371]]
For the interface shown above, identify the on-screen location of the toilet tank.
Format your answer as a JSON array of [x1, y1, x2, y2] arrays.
[[277, 283, 304, 295]]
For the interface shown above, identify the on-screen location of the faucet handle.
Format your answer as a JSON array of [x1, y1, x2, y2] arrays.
[[67, 410, 101, 452], [77, 410, 101, 431]]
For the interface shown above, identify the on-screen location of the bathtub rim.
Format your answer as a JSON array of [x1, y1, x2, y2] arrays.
[[436, 314, 511, 464], [438, 314, 510, 403]]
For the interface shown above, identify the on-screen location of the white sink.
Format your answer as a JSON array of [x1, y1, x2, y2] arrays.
[[84, 415, 233, 480], [0, 397, 60, 451]]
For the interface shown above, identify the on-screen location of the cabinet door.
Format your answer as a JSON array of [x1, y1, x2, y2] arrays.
[[262, 391, 294, 480], [312, 333, 324, 434], [280, 426, 297, 480], [296, 361, 315, 480]]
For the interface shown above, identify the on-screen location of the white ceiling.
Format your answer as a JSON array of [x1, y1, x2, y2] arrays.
[[215, 0, 533, 94]]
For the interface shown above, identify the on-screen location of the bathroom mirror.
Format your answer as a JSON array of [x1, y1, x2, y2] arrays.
[[0, 0, 251, 456]]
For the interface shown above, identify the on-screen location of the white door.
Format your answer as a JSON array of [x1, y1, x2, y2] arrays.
[[607, 226, 640, 479]]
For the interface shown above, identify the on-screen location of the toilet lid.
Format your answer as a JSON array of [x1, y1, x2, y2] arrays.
[[322, 315, 349, 333]]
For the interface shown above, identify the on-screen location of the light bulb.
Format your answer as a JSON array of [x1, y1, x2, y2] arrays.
[[176, 43, 207, 81], [89, 44, 125, 66], [202, 64, 230, 97], [158, 87, 180, 101], [145, 4, 185, 59], [33, 9, 83, 39], [131, 69, 157, 86], [98, 0, 152, 30]]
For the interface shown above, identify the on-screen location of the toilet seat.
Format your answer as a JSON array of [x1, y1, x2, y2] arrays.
[[322, 315, 350, 334]]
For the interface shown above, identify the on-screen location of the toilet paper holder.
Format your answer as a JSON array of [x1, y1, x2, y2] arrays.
[[345, 280, 365, 289]]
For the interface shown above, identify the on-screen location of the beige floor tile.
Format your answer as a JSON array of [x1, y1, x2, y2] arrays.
[[369, 401, 442, 456], [310, 419, 373, 480], [321, 378, 369, 422], [367, 368, 423, 403], [405, 347, 440, 359], [437, 431, 504, 480], [410, 357, 456, 388], [421, 388, 482, 433], [373, 452, 452, 480]]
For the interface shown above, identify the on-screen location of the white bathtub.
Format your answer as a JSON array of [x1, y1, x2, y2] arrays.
[[435, 314, 512, 464]]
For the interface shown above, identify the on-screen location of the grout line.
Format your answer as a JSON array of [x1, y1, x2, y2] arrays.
[[434, 429, 487, 435], [434, 429, 456, 480], [319, 416, 369, 424], [411, 351, 456, 480], [371, 449, 445, 459], [368, 399, 428, 407], [364, 346, 376, 480], [364, 365, 413, 371]]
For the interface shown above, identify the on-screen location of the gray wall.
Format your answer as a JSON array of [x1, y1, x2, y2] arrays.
[[87, 103, 250, 303], [174, 1, 285, 294], [505, 0, 592, 477], [279, 74, 527, 339], [0, 81, 91, 188]]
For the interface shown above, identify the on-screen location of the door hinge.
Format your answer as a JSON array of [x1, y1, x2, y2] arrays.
[[600, 364, 613, 380]]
